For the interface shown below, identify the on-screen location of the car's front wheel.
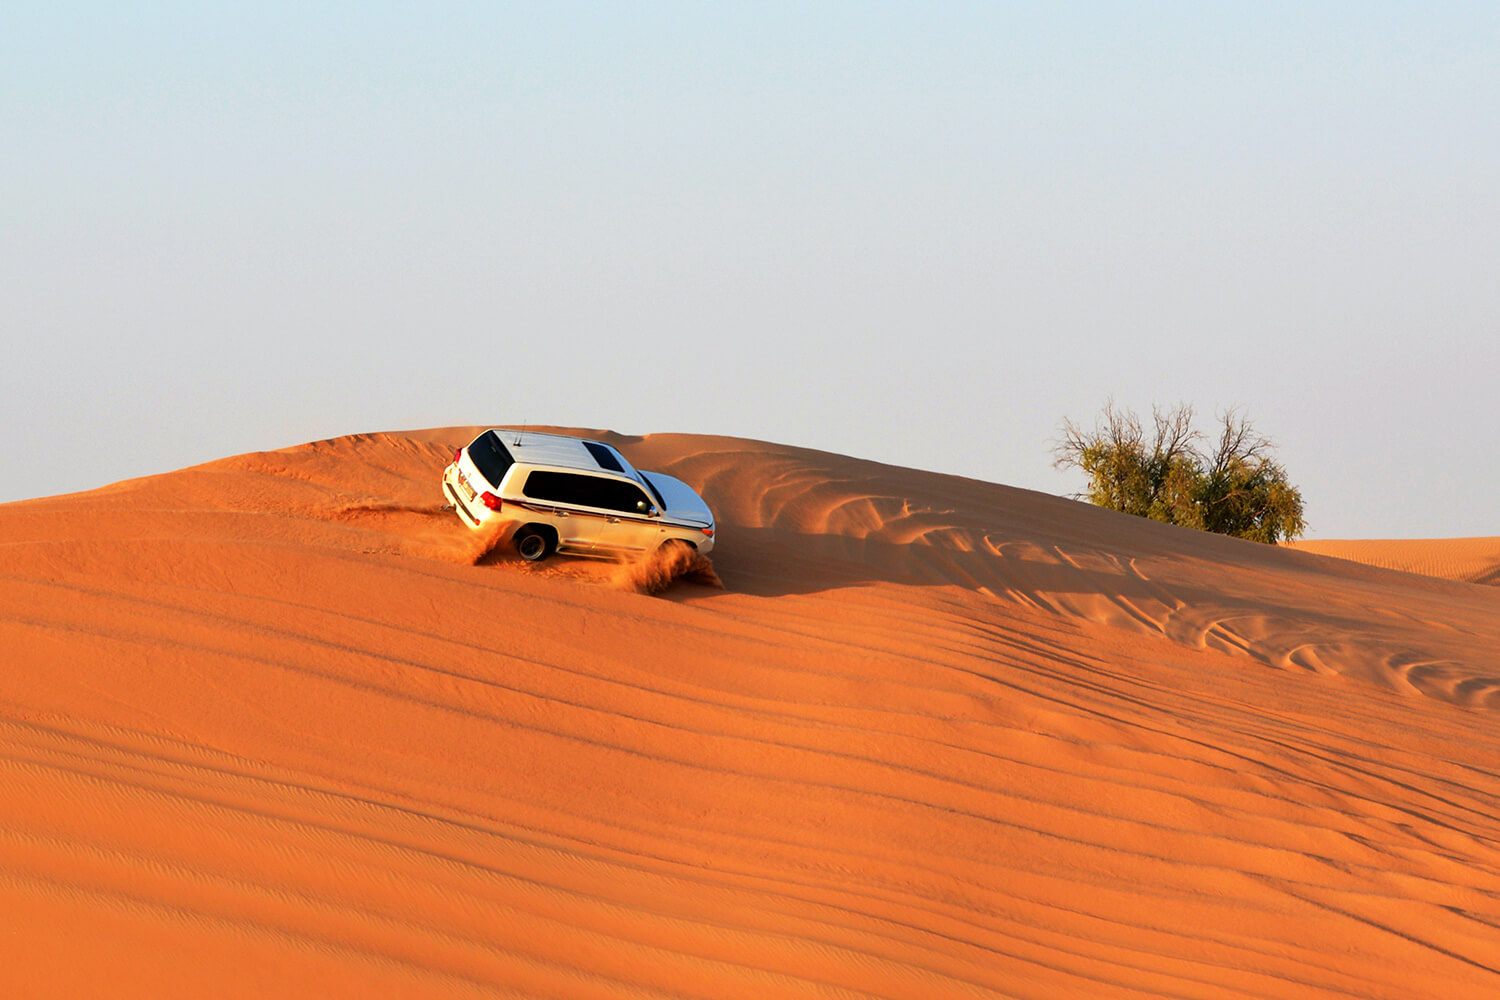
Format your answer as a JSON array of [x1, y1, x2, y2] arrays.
[[514, 526, 555, 562]]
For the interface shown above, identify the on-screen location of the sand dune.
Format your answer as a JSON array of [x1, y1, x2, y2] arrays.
[[3, 427, 1499, 998], [1290, 536, 1500, 588]]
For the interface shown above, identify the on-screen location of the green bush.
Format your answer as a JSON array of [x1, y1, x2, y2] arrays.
[[1054, 402, 1306, 544]]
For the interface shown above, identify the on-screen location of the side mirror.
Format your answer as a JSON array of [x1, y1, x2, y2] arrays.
[[637, 500, 659, 517]]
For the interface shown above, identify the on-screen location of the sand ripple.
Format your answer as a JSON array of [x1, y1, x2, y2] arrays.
[[2, 427, 1498, 998]]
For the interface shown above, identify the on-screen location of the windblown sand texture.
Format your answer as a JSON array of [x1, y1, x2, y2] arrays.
[[3, 427, 1499, 998], [1290, 537, 1500, 588]]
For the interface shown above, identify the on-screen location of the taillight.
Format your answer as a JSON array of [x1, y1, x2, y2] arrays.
[[480, 491, 503, 511], [453, 447, 462, 463], [701, 526, 714, 537]]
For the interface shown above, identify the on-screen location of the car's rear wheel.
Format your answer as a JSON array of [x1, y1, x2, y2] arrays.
[[514, 526, 555, 562]]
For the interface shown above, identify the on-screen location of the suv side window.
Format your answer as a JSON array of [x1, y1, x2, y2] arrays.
[[523, 471, 652, 514]]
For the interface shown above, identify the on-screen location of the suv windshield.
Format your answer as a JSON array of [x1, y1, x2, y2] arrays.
[[639, 472, 668, 513], [468, 431, 515, 487]]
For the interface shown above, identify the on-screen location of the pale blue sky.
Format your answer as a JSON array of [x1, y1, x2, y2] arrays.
[[4, 3, 1496, 537]]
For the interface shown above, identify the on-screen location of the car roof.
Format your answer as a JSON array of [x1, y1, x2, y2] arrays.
[[487, 429, 642, 480]]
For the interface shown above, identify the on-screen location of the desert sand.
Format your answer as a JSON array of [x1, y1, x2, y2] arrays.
[[2, 426, 1498, 998], [1290, 536, 1500, 588]]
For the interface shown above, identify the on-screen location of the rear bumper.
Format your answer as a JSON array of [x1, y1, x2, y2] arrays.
[[442, 464, 486, 529]]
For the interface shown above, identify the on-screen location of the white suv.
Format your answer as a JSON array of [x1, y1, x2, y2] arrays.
[[442, 429, 716, 562]]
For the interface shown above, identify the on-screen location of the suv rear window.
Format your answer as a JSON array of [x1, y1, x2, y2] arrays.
[[468, 431, 515, 487], [523, 471, 652, 514]]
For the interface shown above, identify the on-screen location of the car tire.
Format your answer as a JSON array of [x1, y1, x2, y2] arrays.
[[514, 526, 554, 562]]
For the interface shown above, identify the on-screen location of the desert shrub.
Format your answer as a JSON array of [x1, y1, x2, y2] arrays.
[[1055, 402, 1306, 544]]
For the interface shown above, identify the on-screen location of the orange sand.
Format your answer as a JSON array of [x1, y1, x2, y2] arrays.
[[2, 427, 1498, 998], [1291, 536, 1500, 587]]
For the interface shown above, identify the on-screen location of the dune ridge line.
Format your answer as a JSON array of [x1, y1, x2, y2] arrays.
[[2, 426, 1498, 998]]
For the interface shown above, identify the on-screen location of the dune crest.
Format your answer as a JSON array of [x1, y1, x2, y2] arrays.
[[608, 432, 1500, 706], [3, 427, 1500, 998]]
